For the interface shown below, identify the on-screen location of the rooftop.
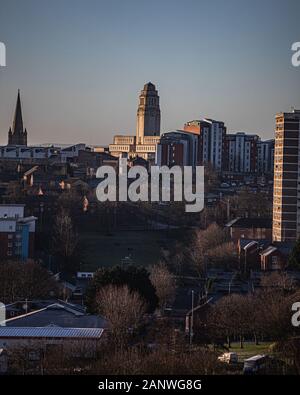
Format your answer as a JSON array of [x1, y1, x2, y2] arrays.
[[239, 238, 270, 250], [5, 302, 107, 329], [0, 326, 104, 339], [143, 82, 156, 91], [260, 246, 278, 257], [226, 217, 272, 229], [0, 204, 25, 207]]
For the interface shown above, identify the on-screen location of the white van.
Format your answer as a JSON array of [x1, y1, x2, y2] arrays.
[[243, 354, 268, 374]]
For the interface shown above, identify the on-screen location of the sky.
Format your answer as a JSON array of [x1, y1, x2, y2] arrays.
[[0, 0, 299, 146]]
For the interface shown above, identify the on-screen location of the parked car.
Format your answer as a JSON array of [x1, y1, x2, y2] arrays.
[[243, 354, 268, 374], [220, 183, 230, 188], [218, 352, 238, 364]]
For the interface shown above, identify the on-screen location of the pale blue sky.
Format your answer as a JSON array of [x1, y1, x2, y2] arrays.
[[0, 0, 299, 145]]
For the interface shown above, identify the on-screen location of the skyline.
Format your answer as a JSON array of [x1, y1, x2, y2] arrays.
[[0, 0, 300, 146]]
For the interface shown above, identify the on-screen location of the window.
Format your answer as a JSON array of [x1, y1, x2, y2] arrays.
[[28, 350, 41, 362]]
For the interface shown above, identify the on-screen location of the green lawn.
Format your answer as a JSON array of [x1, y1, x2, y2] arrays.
[[228, 342, 273, 362], [78, 229, 180, 271]]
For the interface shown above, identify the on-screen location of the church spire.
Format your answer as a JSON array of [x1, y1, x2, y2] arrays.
[[13, 89, 24, 135], [8, 90, 27, 146]]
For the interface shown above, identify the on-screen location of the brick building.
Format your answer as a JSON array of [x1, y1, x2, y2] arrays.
[[0, 204, 36, 260], [156, 130, 198, 167], [184, 119, 226, 171], [226, 217, 272, 243]]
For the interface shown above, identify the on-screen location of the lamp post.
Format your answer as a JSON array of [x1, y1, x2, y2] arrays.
[[244, 248, 247, 275], [189, 290, 194, 346]]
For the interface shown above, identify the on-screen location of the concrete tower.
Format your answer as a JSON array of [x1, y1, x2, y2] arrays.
[[8, 90, 27, 146], [136, 82, 160, 144], [272, 109, 300, 242]]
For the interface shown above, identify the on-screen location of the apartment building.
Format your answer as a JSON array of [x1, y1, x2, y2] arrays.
[[184, 119, 226, 170], [0, 204, 36, 260], [225, 132, 259, 173], [273, 109, 300, 242], [156, 130, 198, 167]]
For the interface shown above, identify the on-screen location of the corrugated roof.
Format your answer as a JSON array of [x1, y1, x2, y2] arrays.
[[260, 246, 277, 257], [239, 239, 270, 250], [23, 166, 39, 177], [243, 241, 259, 251], [0, 326, 104, 339]]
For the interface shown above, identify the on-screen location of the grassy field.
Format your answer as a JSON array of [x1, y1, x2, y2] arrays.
[[78, 229, 181, 271], [228, 342, 273, 362]]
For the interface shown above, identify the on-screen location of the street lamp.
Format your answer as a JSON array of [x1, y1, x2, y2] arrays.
[[189, 290, 194, 346]]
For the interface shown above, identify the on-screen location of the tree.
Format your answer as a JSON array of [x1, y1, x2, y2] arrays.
[[52, 210, 78, 271], [57, 191, 82, 217], [96, 285, 146, 345], [205, 241, 237, 270], [5, 181, 24, 203], [20, 262, 58, 300], [205, 164, 220, 193], [253, 273, 298, 341], [230, 188, 272, 218], [205, 272, 299, 349], [189, 223, 236, 276], [208, 295, 235, 348], [253, 288, 292, 341], [207, 294, 254, 349], [86, 265, 158, 313], [288, 238, 300, 269], [150, 263, 176, 311], [260, 271, 295, 291], [0, 261, 58, 303], [89, 320, 220, 375]]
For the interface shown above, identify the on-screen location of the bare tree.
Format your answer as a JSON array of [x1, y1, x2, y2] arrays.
[[52, 210, 78, 268], [207, 294, 253, 349], [96, 285, 146, 345], [230, 188, 272, 218], [260, 271, 295, 291], [150, 263, 176, 311], [189, 223, 235, 275], [57, 190, 83, 215], [0, 261, 58, 303], [205, 163, 220, 193], [90, 320, 220, 375], [205, 241, 237, 269], [5, 181, 24, 203], [254, 285, 296, 341], [0, 261, 22, 302]]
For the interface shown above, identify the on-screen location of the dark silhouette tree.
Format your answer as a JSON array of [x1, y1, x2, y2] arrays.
[[288, 238, 300, 269], [86, 265, 158, 313]]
